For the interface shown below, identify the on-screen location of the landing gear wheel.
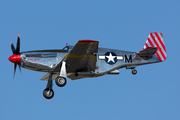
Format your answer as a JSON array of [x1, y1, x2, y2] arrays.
[[43, 88, 54, 99], [132, 69, 137, 75], [55, 76, 66, 87]]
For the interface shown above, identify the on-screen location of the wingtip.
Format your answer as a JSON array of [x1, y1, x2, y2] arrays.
[[78, 40, 98, 42]]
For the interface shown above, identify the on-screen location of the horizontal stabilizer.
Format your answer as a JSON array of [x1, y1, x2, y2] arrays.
[[134, 47, 157, 60], [137, 47, 157, 56]]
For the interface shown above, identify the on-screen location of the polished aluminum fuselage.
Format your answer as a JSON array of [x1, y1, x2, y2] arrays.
[[20, 46, 160, 79], [21, 50, 67, 72]]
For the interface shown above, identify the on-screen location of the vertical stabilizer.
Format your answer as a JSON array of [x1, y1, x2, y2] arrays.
[[143, 32, 167, 61]]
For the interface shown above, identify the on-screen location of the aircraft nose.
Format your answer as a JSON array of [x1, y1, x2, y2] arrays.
[[8, 54, 21, 64]]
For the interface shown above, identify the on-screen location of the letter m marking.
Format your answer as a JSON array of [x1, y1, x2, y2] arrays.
[[125, 55, 132, 63]]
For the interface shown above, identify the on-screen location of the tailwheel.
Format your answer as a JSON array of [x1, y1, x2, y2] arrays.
[[132, 69, 137, 75], [55, 76, 67, 87], [43, 88, 54, 99]]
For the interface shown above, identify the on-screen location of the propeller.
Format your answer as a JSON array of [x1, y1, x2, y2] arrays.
[[9, 35, 21, 77]]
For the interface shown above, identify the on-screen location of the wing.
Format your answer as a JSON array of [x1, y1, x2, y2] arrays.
[[52, 40, 99, 73], [40, 73, 59, 81]]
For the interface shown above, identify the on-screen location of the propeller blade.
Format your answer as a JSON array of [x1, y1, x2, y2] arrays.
[[16, 34, 20, 55], [14, 63, 17, 77], [11, 42, 16, 54], [18, 64, 21, 74]]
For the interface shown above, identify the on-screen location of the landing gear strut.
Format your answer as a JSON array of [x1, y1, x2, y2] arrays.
[[55, 61, 67, 87], [132, 69, 137, 75], [43, 73, 54, 99]]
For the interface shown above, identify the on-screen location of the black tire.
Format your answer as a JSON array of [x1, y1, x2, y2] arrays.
[[132, 69, 137, 75], [55, 76, 66, 87], [43, 88, 54, 99]]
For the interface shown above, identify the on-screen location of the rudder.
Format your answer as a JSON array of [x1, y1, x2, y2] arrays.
[[143, 32, 167, 61]]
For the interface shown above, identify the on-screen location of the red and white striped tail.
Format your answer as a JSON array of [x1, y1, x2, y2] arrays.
[[143, 32, 167, 61]]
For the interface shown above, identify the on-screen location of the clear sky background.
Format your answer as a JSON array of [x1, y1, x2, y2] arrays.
[[0, 0, 179, 120]]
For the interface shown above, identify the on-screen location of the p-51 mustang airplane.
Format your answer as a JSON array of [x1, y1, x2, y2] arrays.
[[9, 32, 167, 99]]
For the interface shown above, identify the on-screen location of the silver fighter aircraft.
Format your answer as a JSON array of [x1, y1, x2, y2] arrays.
[[9, 32, 167, 99]]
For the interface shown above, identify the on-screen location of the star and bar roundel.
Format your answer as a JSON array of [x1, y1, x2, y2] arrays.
[[98, 52, 123, 65]]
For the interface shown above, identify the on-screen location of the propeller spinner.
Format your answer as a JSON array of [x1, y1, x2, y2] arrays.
[[9, 35, 21, 76]]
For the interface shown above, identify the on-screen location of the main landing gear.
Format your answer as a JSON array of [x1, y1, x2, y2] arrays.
[[43, 61, 67, 99], [131, 69, 137, 75], [43, 74, 67, 99], [55, 76, 66, 87], [43, 88, 54, 99], [43, 74, 54, 99]]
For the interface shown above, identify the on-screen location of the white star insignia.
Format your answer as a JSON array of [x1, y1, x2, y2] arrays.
[[106, 53, 116, 63]]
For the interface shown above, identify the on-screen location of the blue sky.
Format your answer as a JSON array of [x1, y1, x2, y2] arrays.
[[0, 0, 179, 120]]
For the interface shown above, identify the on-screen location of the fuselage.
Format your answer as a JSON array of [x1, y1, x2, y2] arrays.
[[16, 46, 159, 76]]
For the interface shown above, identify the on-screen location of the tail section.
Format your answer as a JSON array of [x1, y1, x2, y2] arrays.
[[143, 32, 167, 61]]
